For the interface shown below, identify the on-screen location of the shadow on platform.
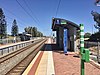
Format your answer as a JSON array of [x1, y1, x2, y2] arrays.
[[41, 44, 64, 54], [41, 43, 80, 58]]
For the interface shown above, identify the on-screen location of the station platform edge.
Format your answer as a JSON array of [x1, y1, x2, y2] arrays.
[[22, 38, 55, 75]]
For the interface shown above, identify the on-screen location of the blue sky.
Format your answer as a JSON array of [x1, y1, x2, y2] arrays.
[[0, 0, 99, 36]]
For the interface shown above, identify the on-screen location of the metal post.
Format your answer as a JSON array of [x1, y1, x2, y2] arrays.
[[16, 45, 17, 50], [80, 24, 84, 75], [8, 47, 9, 53], [1, 49, 3, 55], [13, 36, 16, 43]]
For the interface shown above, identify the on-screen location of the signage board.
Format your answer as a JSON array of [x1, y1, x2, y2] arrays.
[[55, 19, 67, 25], [61, 20, 66, 24], [64, 29, 67, 54]]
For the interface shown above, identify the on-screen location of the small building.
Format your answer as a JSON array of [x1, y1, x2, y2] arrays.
[[52, 18, 80, 52], [19, 32, 32, 41]]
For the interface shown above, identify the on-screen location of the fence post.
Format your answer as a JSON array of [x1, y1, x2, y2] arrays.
[[1, 49, 3, 55], [8, 47, 9, 53]]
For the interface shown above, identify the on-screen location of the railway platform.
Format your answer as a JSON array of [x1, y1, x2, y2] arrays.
[[22, 38, 55, 75], [22, 38, 100, 75]]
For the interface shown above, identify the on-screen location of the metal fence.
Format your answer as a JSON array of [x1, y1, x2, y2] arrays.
[[85, 41, 100, 63], [0, 40, 33, 56], [0, 37, 45, 45], [0, 37, 45, 56], [0, 38, 21, 44], [85, 41, 98, 48]]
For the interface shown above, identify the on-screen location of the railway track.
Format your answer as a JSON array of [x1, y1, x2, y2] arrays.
[[0, 39, 47, 75], [0, 39, 43, 63]]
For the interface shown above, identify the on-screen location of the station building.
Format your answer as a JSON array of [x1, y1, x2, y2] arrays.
[[52, 18, 80, 52]]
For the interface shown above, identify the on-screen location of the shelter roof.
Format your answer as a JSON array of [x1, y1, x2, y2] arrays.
[[52, 18, 80, 31]]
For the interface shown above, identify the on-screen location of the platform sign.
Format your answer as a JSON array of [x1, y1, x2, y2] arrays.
[[55, 19, 67, 25], [64, 29, 67, 54], [61, 20, 66, 24], [55, 19, 61, 24]]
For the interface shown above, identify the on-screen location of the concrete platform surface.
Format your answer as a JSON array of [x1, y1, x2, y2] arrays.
[[22, 38, 55, 75], [23, 38, 100, 75]]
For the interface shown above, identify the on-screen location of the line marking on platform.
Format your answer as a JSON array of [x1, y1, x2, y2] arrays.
[[22, 51, 43, 75], [35, 38, 55, 75], [47, 51, 55, 75], [22, 38, 55, 75], [35, 51, 48, 75]]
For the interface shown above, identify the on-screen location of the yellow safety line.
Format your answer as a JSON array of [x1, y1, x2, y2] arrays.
[[22, 51, 41, 75]]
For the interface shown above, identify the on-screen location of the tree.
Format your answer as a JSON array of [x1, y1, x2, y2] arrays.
[[95, 0, 100, 6], [91, 11, 100, 32], [24, 27, 30, 34], [24, 26, 33, 36], [37, 31, 43, 37], [11, 19, 18, 36], [33, 27, 37, 37], [84, 32, 91, 38], [0, 8, 7, 39], [88, 31, 100, 42], [24, 26, 43, 37]]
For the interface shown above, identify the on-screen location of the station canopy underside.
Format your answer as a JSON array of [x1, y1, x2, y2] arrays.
[[52, 18, 80, 31]]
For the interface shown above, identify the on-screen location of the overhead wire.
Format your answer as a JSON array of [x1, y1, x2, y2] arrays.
[[3, 4, 40, 34], [22, 0, 44, 34], [6, 18, 25, 34], [0, 0, 42, 35], [5, 15, 26, 28], [23, 0, 40, 23], [4, 8, 27, 25], [0, 4, 28, 25], [5, 14, 26, 33], [55, 0, 61, 17], [15, 0, 39, 26]]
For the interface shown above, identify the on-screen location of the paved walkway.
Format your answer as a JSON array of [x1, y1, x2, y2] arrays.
[[52, 44, 100, 75]]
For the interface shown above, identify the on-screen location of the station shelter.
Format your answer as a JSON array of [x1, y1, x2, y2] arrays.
[[52, 18, 80, 52]]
